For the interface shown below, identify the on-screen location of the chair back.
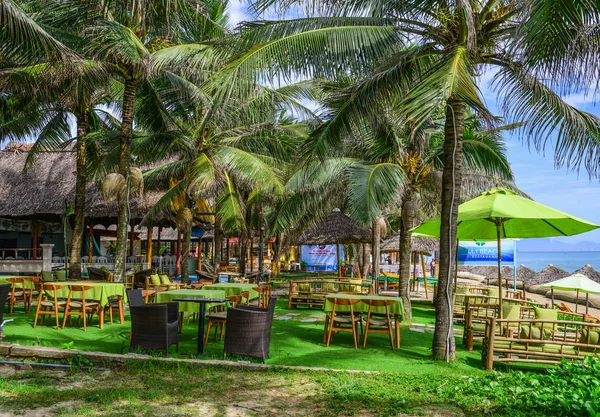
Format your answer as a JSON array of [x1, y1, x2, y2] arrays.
[[227, 294, 242, 308], [126, 289, 145, 307], [330, 297, 361, 306], [364, 299, 395, 307], [0, 284, 10, 322], [240, 291, 250, 305]]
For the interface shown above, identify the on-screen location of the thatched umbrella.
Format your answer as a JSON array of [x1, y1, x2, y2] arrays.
[[470, 266, 498, 277], [295, 210, 371, 275], [380, 234, 439, 254], [531, 264, 570, 285], [516, 265, 536, 283], [573, 264, 600, 284]]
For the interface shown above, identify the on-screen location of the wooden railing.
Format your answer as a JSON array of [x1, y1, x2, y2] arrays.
[[0, 248, 42, 260]]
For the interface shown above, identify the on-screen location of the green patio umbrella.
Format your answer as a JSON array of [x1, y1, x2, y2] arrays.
[[411, 188, 599, 317], [542, 273, 600, 314]]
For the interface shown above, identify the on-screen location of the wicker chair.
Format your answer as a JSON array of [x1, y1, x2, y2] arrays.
[[129, 303, 179, 357], [87, 267, 110, 281], [126, 289, 145, 307], [224, 296, 277, 362], [0, 284, 10, 323], [133, 269, 153, 289]]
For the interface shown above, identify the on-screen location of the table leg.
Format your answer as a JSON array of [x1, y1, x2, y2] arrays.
[[197, 303, 206, 355], [118, 297, 124, 323], [99, 308, 104, 330], [395, 316, 400, 348], [322, 313, 330, 344]]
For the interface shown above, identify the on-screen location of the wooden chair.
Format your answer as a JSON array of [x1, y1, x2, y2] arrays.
[[240, 291, 251, 305], [362, 299, 396, 350], [34, 284, 67, 329], [252, 285, 272, 308], [142, 290, 156, 303], [5, 278, 28, 315], [62, 285, 101, 331], [325, 297, 361, 349], [204, 295, 242, 346], [24, 276, 42, 313]]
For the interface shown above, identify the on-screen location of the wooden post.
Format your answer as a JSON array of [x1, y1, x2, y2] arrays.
[[89, 225, 94, 263], [496, 221, 503, 319], [420, 253, 428, 300], [146, 226, 153, 266], [176, 230, 182, 276], [336, 243, 342, 277], [196, 239, 202, 272], [31, 220, 38, 260]]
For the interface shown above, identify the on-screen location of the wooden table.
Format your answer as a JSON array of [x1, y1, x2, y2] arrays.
[[172, 297, 229, 355], [322, 294, 404, 347], [46, 281, 127, 329]]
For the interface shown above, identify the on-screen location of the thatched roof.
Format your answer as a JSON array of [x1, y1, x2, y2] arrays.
[[573, 264, 600, 284], [295, 210, 372, 245], [470, 266, 498, 276], [380, 233, 439, 254], [530, 264, 570, 285], [0, 149, 180, 227], [485, 266, 514, 279], [516, 265, 537, 282]]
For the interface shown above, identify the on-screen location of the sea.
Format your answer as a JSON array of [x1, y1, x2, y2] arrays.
[[498, 251, 600, 273]]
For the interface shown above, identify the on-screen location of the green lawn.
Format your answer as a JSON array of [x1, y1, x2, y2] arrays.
[[5, 299, 483, 376]]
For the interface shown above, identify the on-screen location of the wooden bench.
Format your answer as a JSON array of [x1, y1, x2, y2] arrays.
[[288, 279, 371, 309], [463, 299, 548, 350], [452, 288, 524, 322], [482, 318, 600, 369]]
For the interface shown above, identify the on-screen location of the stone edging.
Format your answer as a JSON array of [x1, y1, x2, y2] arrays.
[[0, 343, 377, 374]]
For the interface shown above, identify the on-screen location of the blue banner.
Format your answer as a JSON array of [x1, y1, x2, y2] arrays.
[[458, 240, 515, 264], [301, 245, 343, 271], [191, 227, 205, 238]]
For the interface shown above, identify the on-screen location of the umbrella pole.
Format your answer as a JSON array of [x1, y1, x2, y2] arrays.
[[576, 289, 579, 313], [453, 238, 459, 292], [586, 293, 589, 315], [496, 222, 503, 319]]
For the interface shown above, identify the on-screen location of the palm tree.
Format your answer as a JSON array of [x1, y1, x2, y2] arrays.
[[222, 0, 600, 360], [0, 62, 119, 279], [33, 0, 230, 281]]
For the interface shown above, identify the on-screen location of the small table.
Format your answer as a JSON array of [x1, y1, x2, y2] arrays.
[[173, 298, 229, 355]]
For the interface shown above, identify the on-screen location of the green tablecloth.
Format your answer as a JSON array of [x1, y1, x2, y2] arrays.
[[201, 283, 259, 300], [323, 294, 404, 318], [154, 289, 227, 313], [0, 276, 35, 289], [46, 282, 127, 307]]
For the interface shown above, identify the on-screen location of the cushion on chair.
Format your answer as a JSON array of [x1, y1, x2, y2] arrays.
[[298, 283, 311, 292], [534, 307, 558, 326], [159, 274, 171, 285], [150, 274, 161, 286], [502, 304, 521, 327], [54, 270, 66, 281], [578, 329, 600, 350], [322, 282, 335, 292], [41, 271, 53, 282], [520, 325, 552, 345]]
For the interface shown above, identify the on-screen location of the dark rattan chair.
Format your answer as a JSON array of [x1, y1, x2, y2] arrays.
[[87, 267, 110, 281], [129, 303, 179, 357], [224, 296, 277, 363], [126, 289, 145, 307], [0, 284, 10, 323]]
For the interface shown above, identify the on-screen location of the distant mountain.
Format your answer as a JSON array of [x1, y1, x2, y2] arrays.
[[517, 238, 600, 252]]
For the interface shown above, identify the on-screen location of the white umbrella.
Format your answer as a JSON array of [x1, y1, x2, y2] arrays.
[[541, 273, 600, 314]]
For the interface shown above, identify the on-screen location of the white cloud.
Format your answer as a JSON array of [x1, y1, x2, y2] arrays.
[[227, 0, 247, 26], [563, 92, 599, 107]]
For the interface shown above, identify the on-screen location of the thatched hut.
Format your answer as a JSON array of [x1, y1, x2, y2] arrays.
[[531, 264, 570, 285], [573, 264, 600, 284], [0, 147, 165, 226], [380, 234, 439, 254], [295, 210, 372, 245], [516, 265, 537, 283], [470, 266, 498, 276]]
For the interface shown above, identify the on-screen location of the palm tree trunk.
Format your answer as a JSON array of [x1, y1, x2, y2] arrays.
[[399, 192, 418, 318], [69, 114, 88, 280], [114, 78, 137, 282], [213, 225, 222, 273], [180, 224, 191, 284], [239, 229, 248, 275], [372, 219, 381, 294], [432, 97, 466, 361], [361, 243, 370, 281]]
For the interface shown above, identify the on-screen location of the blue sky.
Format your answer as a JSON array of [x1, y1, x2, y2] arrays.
[[227, 1, 600, 244]]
